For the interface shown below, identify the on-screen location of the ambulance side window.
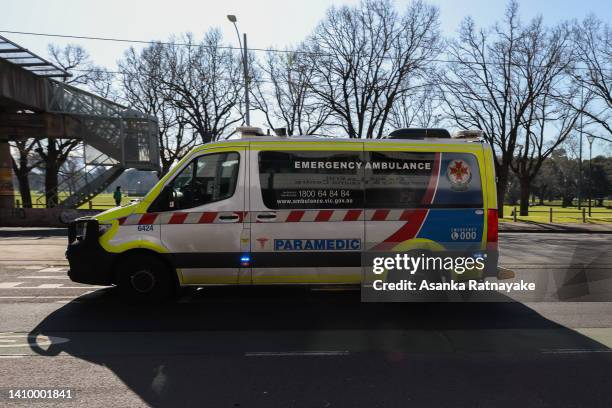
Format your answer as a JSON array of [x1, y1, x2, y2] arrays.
[[258, 151, 364, 209], [159, 152, 240, 211]]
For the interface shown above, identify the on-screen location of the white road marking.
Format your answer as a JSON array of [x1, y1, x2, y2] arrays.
[[0, 333, 69, 348], [38, 267, 68, 273], [541, 349, 612, 354], [22, 276, 70, 279], [245, 351, 350, 357], [0, 284, 106, 289], [35, 284, 65, 289], [0, 296, 82, 299], [0, 282, 22, 288]]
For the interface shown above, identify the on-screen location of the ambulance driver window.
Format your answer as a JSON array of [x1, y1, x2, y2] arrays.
[[258, 151, 364, 209], [166, 152, 239, 210]]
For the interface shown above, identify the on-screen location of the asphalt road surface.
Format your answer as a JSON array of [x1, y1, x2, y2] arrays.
[[0, 230, 611, 407]]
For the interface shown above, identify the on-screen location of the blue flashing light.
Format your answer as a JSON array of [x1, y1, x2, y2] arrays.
[[240, 254, 251, 267]]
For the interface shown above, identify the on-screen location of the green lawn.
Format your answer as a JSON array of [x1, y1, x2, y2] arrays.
[[501, 204, 612, 224], [14, 192, 135, 210]]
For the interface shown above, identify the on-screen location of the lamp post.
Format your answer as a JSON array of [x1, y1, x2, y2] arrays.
[[586, 135, 594, 216], [227, 14, 250, 126], [577, 75, 584, 209]]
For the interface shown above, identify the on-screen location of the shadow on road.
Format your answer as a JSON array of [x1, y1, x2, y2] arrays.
[[28, 287, 612, 407]]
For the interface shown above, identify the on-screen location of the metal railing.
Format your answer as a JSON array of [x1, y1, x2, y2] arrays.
[[506, 206, 612, 223], [34, 152, 118, 208]]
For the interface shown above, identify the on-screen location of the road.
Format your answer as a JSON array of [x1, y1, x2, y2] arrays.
[[0, 230, 611, 407]]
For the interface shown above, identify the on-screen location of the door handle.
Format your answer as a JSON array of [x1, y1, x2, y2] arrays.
[[219, 214, 240, 222], [256, 213, 277, 221]]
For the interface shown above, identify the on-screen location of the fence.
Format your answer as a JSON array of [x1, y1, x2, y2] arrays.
[[506, 206, 612, 223]]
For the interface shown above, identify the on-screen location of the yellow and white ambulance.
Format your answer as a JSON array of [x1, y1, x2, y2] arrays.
[[66, 128, 499, 301]]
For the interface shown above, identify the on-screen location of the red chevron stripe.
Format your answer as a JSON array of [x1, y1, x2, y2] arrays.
[[286, 210, 305, 222], [343, 209, 362, 221], [169, 212, 188, 224], [375, 209, 428, 250], [421, 152, 441, 205], [371, 209, 390, 221], [315, 210, 333, 222], [198, 212, 217, 223], [138, 213, 158, 225]]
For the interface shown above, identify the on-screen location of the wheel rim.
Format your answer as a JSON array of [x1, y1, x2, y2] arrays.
[[130, 270, 156, 293]]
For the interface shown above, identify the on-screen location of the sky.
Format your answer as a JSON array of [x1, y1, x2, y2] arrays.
[[1, 0, 610, 154]]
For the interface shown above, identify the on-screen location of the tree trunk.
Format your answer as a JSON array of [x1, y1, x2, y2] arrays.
[[496, 167, 509, 218], [15, 171, 32, 208], [519, 178, 530, 216], [44, 139, 59, 208]]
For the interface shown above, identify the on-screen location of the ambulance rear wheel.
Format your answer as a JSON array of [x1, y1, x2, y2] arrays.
[[116, 253, 174, 303]]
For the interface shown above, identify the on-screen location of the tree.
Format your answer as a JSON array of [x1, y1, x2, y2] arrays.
[[572, 16, 612, 137], [437, 1, 573, 217], [509, 19, 579, 215], [119, 43, 197, 175], [304, 0, 441, 138], [388, 85, 442, 129], [159, 31, 244, 143], [252, 48, 331, 135], [38, 44, 102, 206], [9, 140, 42, 208]]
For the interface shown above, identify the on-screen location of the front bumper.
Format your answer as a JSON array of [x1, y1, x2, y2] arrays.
[[66, 219, 116, 285]]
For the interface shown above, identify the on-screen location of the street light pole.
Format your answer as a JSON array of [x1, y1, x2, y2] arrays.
[[227, 15, 250, 126], [586, 135, 594, 216], [577, 76, 584, 209]]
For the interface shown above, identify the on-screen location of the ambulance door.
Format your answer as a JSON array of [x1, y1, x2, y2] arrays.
[[153, 147, 248, 284], [249, 146, 365, 284]]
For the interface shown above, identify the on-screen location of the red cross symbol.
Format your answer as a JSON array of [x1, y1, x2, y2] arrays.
[[449, 161, 469, 182]]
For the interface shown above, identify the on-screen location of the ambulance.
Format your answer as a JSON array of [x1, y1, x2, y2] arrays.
[[66, 127, 499, 301]]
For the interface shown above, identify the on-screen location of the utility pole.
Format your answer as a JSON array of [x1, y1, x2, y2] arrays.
[[587, 135, 594, 216], [227, 15, 250, 126], [577, 76, 584, 209]]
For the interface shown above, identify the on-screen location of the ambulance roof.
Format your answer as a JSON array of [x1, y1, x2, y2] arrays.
[[209, 135, 484, 144]]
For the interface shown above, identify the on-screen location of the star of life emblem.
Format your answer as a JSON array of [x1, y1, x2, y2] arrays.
[[446, 159, 471, 191]]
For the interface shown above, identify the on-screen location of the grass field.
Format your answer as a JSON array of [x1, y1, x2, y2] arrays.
[[14, 193, 137, 210], [501, 204, 612, 224]]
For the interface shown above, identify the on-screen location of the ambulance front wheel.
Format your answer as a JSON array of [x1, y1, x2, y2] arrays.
[[116, 253, 174, 303]]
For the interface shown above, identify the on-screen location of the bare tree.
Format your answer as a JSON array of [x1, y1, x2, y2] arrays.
[[119, 44, 197, 175], [437, 1, 575, 216], [388, 84, 442, 129], [572, 16, 612, 136], [9, 140, 42, 208], [304, 0, 441, 138], [36, 44, 103, 206], [252, 47, 331, 135], [159, 31, 244, 143], [508, 19, 579, 215]]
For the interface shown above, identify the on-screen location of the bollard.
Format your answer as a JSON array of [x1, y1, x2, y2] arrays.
[[513, 207, 517, 222], [582, 208, 586, 223], [549, 207, 553, 223], [89, 201, 93, 210], [15, 199, 21, 208]]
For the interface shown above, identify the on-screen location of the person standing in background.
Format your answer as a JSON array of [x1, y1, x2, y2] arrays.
[[113, 186, 122, 207]]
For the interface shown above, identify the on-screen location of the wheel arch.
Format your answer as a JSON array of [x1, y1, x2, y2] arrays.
[[111, 248, 179, 288]]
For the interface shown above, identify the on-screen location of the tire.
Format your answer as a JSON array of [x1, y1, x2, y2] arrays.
[[116, 253, 175, 303]]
